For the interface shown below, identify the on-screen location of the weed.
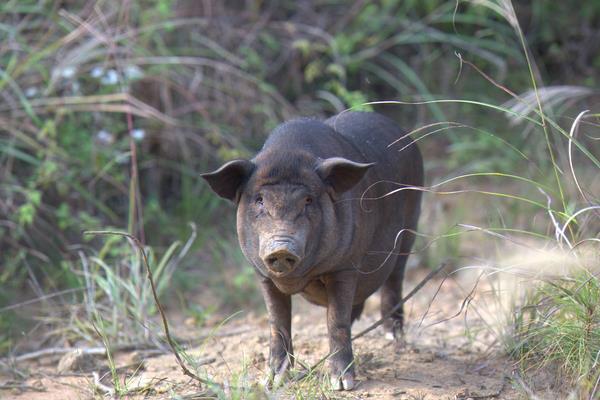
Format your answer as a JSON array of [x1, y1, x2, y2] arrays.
[[515, 271, 600, 392], [63, 227, 196, 346]]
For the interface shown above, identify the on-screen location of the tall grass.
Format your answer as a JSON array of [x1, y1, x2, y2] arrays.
[[365, 1, 599, 396], [66, 227, 196, 345], [515, 270, 600, 393]]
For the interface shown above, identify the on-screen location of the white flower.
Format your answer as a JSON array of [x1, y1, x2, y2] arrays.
[[124, 65, 143, 80], [96, 130, 114, 145], [60, 66, 77, 79], [101, 69, 119, 85], [130, 129, 145, 141], [25, 87, 38, 97], [90, 66, 104, 78], [71, 81, 80, 93]]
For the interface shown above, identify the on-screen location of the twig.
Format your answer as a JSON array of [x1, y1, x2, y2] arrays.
[[352, 262, 447, 340], [92, 371, 115, 396], [195, 326, 252, 340], [84, 230, 213, 386], [589, 369, 600, 400], [421, 271, 482, 329], [416, 272, 451, 329], [0, 287, 84, 312], [192, 356, 216, 367], [512, 372, 540, 400], [395, 376, 422, 383], [0, 360, 27, 379]]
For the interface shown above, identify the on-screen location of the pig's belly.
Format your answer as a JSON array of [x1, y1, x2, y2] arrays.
[[300, 279, 328, 306], [299, 275, 386, 307], [299, 253, 398, 306]]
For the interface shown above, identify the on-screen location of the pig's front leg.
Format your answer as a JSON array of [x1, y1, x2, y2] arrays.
[[324, 271, 357, 391], [260, 278, 293, 386]]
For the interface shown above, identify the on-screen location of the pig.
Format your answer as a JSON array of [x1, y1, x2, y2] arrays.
[[201, 111, 423, 390]]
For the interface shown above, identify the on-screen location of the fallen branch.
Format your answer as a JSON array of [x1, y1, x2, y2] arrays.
[[0, 382, 46, 392], [37, 326, 253, 356], [85, 230, 212, 387], [1, 342, 167, 365], [2, 347, 107, 364]]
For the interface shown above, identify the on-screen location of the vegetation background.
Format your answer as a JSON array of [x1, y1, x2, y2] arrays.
[[0, 0, 598, 396]]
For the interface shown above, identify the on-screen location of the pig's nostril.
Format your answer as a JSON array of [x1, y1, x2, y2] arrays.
[[285, 257, 296, 266], [266, 256, 278, 266], [263, 251, 299, 274]]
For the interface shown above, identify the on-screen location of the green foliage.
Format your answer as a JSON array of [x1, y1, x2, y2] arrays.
[[203, 237, 262, 311], [62, 230, 196, 346], [0, 314, 14, 355], [1, 0, 596, 295]]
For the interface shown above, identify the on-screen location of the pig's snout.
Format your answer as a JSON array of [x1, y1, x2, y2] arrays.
[[264, 249, 299, 274], [261, 239, 302, 276]]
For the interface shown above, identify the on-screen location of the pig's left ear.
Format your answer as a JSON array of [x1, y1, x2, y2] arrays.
[[201, 159, 255, 202], [316, 157, 375, 193]]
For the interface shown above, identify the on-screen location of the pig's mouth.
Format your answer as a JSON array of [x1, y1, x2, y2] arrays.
[[259, 236, 305, 278]]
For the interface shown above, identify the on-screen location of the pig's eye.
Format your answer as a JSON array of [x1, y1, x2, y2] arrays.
[[305, 196, 313, 206], [255, 196, 264, 206]]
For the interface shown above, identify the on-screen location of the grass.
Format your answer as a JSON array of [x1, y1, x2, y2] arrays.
[[285, 365, 335, 400], [47, 227, 197, 346], [515, 271, 600, 394]]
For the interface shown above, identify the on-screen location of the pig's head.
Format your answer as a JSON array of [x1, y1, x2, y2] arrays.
[[201, 150, 373, 280]]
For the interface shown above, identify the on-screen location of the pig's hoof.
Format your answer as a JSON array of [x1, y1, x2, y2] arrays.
[[273, 370, 287, 387], [263, 357, 291, 389], [384, 322, 405, 344], [330, 373, 355, 391], [385, 331, 406, 349], [262, 370, 287, 389]]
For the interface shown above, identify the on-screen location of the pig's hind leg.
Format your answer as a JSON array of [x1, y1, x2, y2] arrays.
[[350, 302, 365, 324], [380, 230, 416, 341], [380, 263, 405, 341]]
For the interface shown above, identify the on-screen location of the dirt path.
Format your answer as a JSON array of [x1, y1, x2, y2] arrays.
[[1, 270, 521, 399]]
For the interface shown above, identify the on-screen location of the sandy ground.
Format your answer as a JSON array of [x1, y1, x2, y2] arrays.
[[0, 269, 524, 399]]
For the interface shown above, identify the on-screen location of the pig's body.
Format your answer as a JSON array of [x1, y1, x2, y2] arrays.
[[257, 113, 422, 304], [202, 112, 423, 390]]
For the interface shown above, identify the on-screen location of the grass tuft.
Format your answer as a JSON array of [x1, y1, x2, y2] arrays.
[[514, 270, 600, 396]]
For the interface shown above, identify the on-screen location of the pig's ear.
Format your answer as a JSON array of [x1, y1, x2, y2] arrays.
[[201, 159, 255, 202], [316, 157, 375, 193]]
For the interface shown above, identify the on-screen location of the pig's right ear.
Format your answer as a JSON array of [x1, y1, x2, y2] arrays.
[[316, 157, 375, 193], [201, 160, 255, 202]]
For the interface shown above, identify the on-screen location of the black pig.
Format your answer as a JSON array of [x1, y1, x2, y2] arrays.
[[201, 111, 423, 390]]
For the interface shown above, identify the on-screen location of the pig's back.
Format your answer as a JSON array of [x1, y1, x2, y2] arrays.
[[325, 111, 422, 187]]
